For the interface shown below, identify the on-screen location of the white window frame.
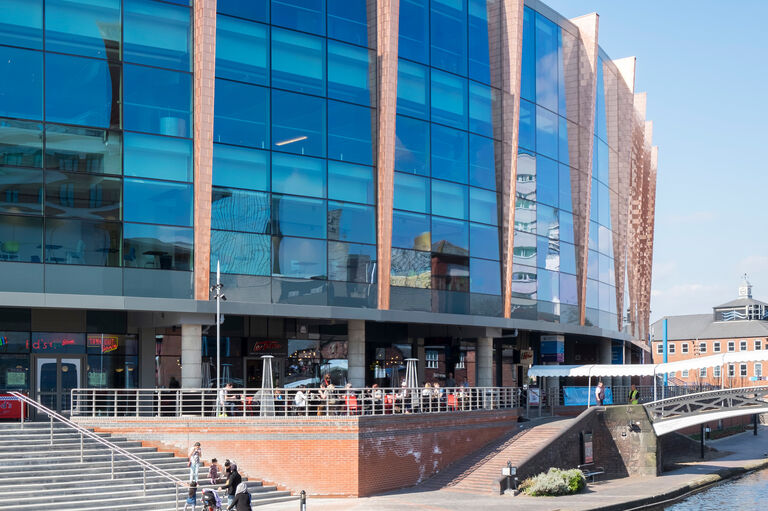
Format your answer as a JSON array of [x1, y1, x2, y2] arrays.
[[426, 350, 439, 369], [740, 340, 747, 351], [728, 364, 735, 377], [756, 340, 763, 351], [668, 343, 676, 354], [681, 343, 689, 354], [656, 343, 663, 355], [699, 367, 707, 378], [740, 363, 748, 377], [714, 365, 721, 378], [681, 369, 689, 378], [728, 341, 735, 352], [699, 342, 707, 354], [756, 363, 763, 378], [713, 341, 721, 353]]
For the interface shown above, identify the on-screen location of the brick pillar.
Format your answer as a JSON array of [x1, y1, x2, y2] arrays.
[[477, 337, 493, 387], [181, 324, 203, 388], [348, 320, 366, 387]]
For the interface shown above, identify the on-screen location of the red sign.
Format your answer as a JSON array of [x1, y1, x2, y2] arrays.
[[0, 395, 26, 419], [249, 340, 287, 356], [87, 336, 119, 354]]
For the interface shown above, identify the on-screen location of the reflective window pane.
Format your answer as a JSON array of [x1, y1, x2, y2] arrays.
[[391, 247, 430, 288], [518, 99, 535, 151], [394, 172, 429, 214], [46, 125, 122, 175], [432, 253, 469, 292], [124, 64, 191, 137], [211, 188, 270, 233], [537, 203, 558, 239], [431, 70, 467, 129], [470, 258, 500, 295], [45, 0, 120, 59], [560, 240, 576, 275], [272, 236, 326, 278], [0, 47, 42, 120], [560, 273, 577, 305], [536, 155, 557, 207], [0, 167, 42, 216], [537, 236, 558, 271], [271, 90, 325, 158], [328, 101, 374, 166], [327, 201, 374, 244], [0, 0, 43, 50], [512, 263, 536, 299], [513, 230, 536, 266], [328, 161, 373, 205], [431, 124, 467, 184], [395, 115, 429, 176], [124, 132, 191, 182], [271, 153, 325, 198], [535, 105, 557, 160], [123, 222, 192, 270], [559, 210, 574, 244], [328, 41, 374, 106], [217, 0, 268, 22], [0, 120, 43, 168], [211, 230, 270, 275], [212, 145, 269, 191], [559, 163, 573, 212], [123, 178, 193, 227], [559, 117, 570, 165], [538, 268, 558, 302], [124, 0, 191, 71], [469, 135, 495, 190], [535, 12, 558, 112], [431, 217, 468, 256], [599, 224, 612, 255], [327, 0, 371, 48], [398, 0, 428, 64], [328, 241, 376, 283], [468, 0, 493, 84], [517, 151, 535, 201], [44, 218, 120, 266], [271, 28, 325, 96], [45, 172, 121, 221], [587, 249, 598, 280], [469, 187, 497, 225], [514, 197, 535, 233], [469, 82, 493, 138], [470, 222, 498, 261], [216, 15, 268, 85], [520, 7, 535, 102], [397, 59, 429, 119], [271, 0, 325, 36], [214, 79, 269, 149], [430, 0, 467, 76], [271, 195, 325, 238], [392, 210, 430, 251], [0, 214, 42, 263], [431, 180, 467, 220]]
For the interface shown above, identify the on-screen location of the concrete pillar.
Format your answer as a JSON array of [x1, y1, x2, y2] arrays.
[[416, 338, 425, 386], [181, 324, 202, 388], [348, 320, 366, 387], [599, 339, 613, 388], [138, 328, 156, 388], [477, 337, 493, 387]]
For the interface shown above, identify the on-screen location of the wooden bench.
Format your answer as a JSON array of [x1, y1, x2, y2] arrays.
[[578, 463, 605, 482]]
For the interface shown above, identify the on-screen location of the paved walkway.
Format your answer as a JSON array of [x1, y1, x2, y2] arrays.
[[265, 425, 768, 511]]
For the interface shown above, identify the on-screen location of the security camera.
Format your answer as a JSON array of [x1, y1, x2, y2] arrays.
[[221, 295, 227, 302]]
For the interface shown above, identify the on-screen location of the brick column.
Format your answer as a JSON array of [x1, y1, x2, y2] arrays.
[[477, 337, 493, 387], [348, 320, 366, 386], [181, 324, 203, 388]]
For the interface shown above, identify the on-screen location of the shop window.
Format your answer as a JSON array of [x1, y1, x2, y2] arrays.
[[426, 349, 439, 369]]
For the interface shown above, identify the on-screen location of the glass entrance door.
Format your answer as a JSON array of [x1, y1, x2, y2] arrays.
[[35, 356, 82, 413]]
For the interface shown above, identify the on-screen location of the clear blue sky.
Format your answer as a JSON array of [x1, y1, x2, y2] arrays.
[[544, 0, 768, 321]]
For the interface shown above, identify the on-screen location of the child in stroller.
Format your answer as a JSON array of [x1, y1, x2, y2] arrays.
[[201, 487, 222, 511]]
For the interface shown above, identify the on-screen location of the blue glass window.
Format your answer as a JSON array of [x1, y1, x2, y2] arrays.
[[559, 117, 570, 165], [470, 223, 498, 260], [211, 230, 270, 275], [431, 217, 468, 255], [558, 164, 572, 212], [392, 211, 430, 251], [391, 247, 430, 288], [46, 0, 120, 60], [328, 41, 374, 106], [536, 155, 557, 207], [518, 99, 535, 151], [598, 182, 611, 227], [0, 166, 42, 216], [271, 90, 325, 158], [512, 263, 536, 299], [468, 0, 493, 85], [328, 161, 373, 205], [559, 210, 574, 244], [394, 115, 429, 176], [432, 254, 468, 292], [560, 241, 576, 275], [213, 145, 269, 191], [271, 0, 325, 36], [535, 12, 558, 113], [394, 172, 429, 214], [44, 172, 121, 221], [535, 105, 557, 160], [271, 28, 325, 96], [469, 135, 495, 190], [0, 120, 42, 168], [45, 125, 121, 174], [520, 7, 535, 102], [124, 0, 191, 72], [217, 0, 268, 23], [124, 132, 191, 182], [587, 249, 598, 279], [44, 218, 121, 266], [516, 151, 536, 202], [328, 101, 374, 166], [595, 57, 606, 140], [216, 15, 268, 85], [470, 258, 500, 295], [272, 236, 326, 278], [597, 139, 610, 184], [0, 46, 42, 121], [514, 198, 535, 233], [432, 180, 467, 220], [431, 124, 467, 184], [0, 0, 42, 50], [123, 222, 192, 270], [538, 268, 558, 302], [431, 70, 467, 129], [327, 0, 370, 47], [513, 230, 536, 266], [271, 195, 325, 238], [46, 53, 119, 129], [560, 273, 577, 305], [124, 65, 191, 137], [536, 235, 557, 270], [0, 214, 42, 262], [590, 179, 598, 222], [586, 278, 598, 308], [328, 201, 374, 244], [271, 153, 325, 198], [211, 188, 270, 233], [214, 80, 269, 149], [430, 0, 467, 76], [123, 178, 193, 227], [469, 82, 493, 138], [589, 221, 598, 251], [470, 187, 497, 225], [397, 60, 429, 119], [537, 204, 558, 239], [328, 242, 376, 283], [398, 0, 428, 64], [599, 281, 612, 311], [599, 224, 612, 255]]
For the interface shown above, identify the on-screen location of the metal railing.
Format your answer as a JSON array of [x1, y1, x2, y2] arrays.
[[10, 392, 186, 511], [69, 386, 520, 418]]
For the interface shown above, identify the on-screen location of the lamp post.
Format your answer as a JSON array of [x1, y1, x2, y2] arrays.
[[210, 261, 225, 412]]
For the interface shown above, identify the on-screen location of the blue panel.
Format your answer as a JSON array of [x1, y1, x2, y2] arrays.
[[272, 236, 327, 278], [123, 222, 193, 270], [431, 180, 467, 220], [598, 182, 611, 227], [328, 161, 373, 205], [44, 172, 121, 221], [520, 7, 535, 102], [212, 144, 269, 191], [0, 47, 42, 121], [560, 272, 577, 305], [535, 105, 557, 160], [397, 59, 429, 119], [45, 0, 121, 59], [595, 56, 606, 140], [597, 138, 610, 184], [599, 224, 612, 255], [468, 0, 493, 85], [214, 79, 269, 149], [430, 0, 467, 76], [469, 187, 497, 225], [469, 222, 499, 261], [124, 64, 191, 137], [327, 0, 370, 47], [536, 155, 557, 207], [123, 178, 193, 227], [518, 99, 535, 151], [560, 240, 576, 275], [328, 241, 376, 283], [217, 0, 268, 23], [211, 188, 270, 233], [124, 132, 192, 182], [271, 195, 326, 238], [271, 153, 326, 198], [124, 0, 191, 72], [0, 214, 41, 262], [328, 41, 374, 106], [211, 230, 270, 275], [0, 0, 42, 50], [398, 0, 428, 64], [558, 116, 570, 165], [558, 163, 572, 212], [271, 0, 325, 36], [43, 218, 121, 266], [3, 119, 43, 168], [431, 217, 468, 255], [271, 90, 325, 158], [328, 101, 374, 166], [394, 172, 429, 214], [431, 124, 467, 184], [394, 115, 429, 176], [538, 268, 558, 302], [469, 135, 495, 190], [0, 166, 42, 216], [469, 82, 493, 138], [271, 27, 325, 96], [45, 125, 121, 174], [431, 70, 467, 130], [391, 210, 430, 251], [216, 15, 268, 85], [537, 203, 558, 240], [470, 258, 500, 295], [559, 210, 574, 244], [586, 278, 598, 308], [327, 201, 375, 244], [536, 235, 557, 271], [534, 12, 558, 112], [590, 178, 598, 222], [587, 248, 598, 280]]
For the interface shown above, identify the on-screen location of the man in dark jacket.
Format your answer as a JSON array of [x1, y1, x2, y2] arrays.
[[227, 482, 251, 511], [218, 461, 242, 507]]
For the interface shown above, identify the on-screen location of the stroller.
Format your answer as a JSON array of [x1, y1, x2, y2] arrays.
[[201, 488, 222, 511]]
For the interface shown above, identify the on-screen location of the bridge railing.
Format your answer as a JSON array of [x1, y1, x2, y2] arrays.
[[644, 385, 768, 423]]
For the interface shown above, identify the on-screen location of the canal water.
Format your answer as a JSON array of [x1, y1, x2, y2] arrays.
[[665, 469, 768, 510]]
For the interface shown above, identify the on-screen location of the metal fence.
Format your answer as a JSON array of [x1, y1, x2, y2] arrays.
[[70, 386, 521, 418]]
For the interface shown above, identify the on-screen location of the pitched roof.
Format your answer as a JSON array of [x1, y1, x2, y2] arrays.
[[650, 314, 768, 341], [714, 296, 768, 309]]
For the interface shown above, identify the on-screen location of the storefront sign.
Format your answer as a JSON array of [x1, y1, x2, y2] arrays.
[[27, 334, 85, 353], [88, 336, 119, 354], [249, 340, 287, 357], [541, 335, 564, 363], [6, 370, 25, 387], [520, 349, 534, 366]]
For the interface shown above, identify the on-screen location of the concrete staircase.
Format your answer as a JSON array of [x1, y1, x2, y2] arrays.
[[0, 422, 297, 510], [419, 416, 571, 494]]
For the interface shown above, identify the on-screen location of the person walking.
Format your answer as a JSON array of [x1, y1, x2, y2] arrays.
[[188, 442, 202, 483], [629, 384, 640, 405], [595, 381, 605, 406], [183, 481, 198, 511], [227, 482, 251, 511], [219, 460, 242, 508]]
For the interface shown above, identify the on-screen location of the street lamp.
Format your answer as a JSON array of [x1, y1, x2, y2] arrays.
[[210, 261, 226, 412]]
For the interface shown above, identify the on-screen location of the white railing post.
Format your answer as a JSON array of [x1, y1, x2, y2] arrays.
[[80, 431, 84, 463], [113, 390, 117, 417], [136, 390, 140, 417], [49, 415, 53, 445], [143, 466, 147, 496], [111, 450, 115, 479]]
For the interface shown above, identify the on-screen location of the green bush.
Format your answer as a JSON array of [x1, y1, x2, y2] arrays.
[[521, 467, 586, 496]]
